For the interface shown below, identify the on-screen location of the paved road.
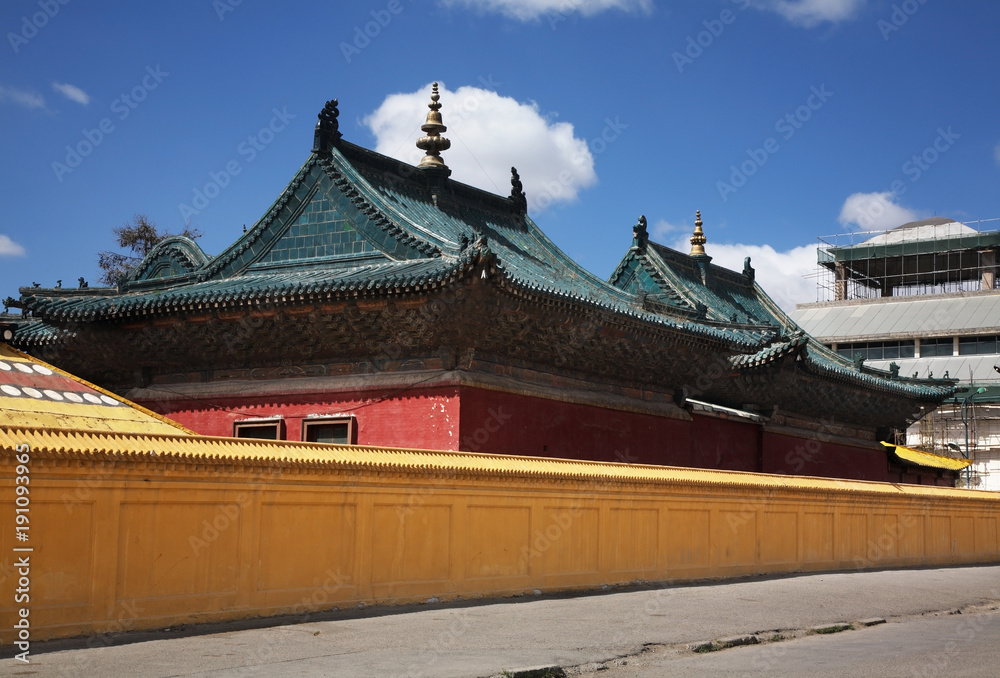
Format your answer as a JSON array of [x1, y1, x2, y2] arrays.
[[577, 608, 1000, 678], [3, 565, 999, 678]]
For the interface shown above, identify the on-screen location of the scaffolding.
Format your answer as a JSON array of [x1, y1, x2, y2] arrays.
[[912, 399, 1000, 489], [805, 216, 1000, 489], [813, 217, 1000, 303]]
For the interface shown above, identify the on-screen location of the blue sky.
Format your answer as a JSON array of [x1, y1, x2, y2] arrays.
[[2, 0, 999, 310]]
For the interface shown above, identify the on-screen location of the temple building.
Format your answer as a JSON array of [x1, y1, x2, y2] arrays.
[[792, 218, 1000, 489], [8, 88, 964, 485], [2, 333, 994, 643]]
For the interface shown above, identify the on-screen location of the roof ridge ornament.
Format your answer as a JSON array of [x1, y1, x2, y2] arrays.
[[689, 210, 707, 256], [633, 215, 648, 251], [510, 167, 527, 212], [313, 99, 342, 154], [689, 210, 712, 285], [416, 83, 451, 176]]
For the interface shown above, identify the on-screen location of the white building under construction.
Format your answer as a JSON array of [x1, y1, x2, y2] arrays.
[[791, 217, 1000, 491]]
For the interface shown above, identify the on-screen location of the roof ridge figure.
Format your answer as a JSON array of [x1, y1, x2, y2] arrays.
[[510, 167, 527, 212], [312, 98, 342, 154]]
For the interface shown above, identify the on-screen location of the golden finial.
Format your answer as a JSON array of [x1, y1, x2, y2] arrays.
[[416, 82, 451, 173], [689, 210, 707, 256]]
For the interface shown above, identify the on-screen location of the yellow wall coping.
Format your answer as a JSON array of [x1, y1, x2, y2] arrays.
[[2, 426, 996, 501]]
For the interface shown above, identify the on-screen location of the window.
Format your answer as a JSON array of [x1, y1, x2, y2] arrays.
[[836, 341, 914, 361], [921, 338, 953, 357], [958, 335, 999, 356], [234, 418, 284, 440], [302, 417, 355, 445]]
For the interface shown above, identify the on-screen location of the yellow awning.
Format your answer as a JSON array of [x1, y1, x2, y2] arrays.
[[880, 441, 972, 470]]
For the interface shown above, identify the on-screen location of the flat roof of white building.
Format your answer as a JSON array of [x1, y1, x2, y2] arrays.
[[792, 291, 1000, 342]]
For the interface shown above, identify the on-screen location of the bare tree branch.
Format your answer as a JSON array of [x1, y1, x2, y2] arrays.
[[97, 214, 202, 287]]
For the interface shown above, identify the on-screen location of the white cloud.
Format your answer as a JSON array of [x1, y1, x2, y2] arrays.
[[0, 85, 45, 110], [52, 82, 90, 106], [651, 219, 688, 240], [438, 0, 653, 21], [0, 235, 26, 257], [669, 235, 817, 311], [838, 191, 920, 232], [752, 0, 864, 28], [364, 82, 597, 212]]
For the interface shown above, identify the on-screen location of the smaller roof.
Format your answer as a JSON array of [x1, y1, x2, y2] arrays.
[[0, 343, 191, 435], [791, 293, 1000, 341], [608, 223, 955, 404], [861, 355, 1000, 386], [880, 441, 972, 471]]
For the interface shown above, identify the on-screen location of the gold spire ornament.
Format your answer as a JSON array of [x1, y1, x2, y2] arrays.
[[689, 210, 707, 256], [416, 82, 451, 172]]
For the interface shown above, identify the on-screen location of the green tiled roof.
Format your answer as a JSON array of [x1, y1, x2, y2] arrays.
[[12, 127, 955, 403], [17, 140, 770, 351], [608, 239, 955, 400]]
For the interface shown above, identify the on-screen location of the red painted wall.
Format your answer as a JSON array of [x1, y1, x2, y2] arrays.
[[138, 385, 462, 451], [456, 387, 694, 467], [761, 431, 888, 482], [138, 382, 948, 486], [690, 413, 761, 472]]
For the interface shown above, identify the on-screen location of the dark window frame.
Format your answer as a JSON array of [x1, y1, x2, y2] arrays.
[[302, 416, 356, 445], [958, 335, 999, 356], [234, 418, 285, 440], [836, 340, 914, 361], [920, 338, 954, 357]]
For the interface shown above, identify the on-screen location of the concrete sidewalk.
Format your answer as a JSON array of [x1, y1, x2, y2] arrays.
[[5, 565, 1000, 678]]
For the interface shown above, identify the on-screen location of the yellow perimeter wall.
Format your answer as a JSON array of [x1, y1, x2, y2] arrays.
[[2, 436, 1000, 643]]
